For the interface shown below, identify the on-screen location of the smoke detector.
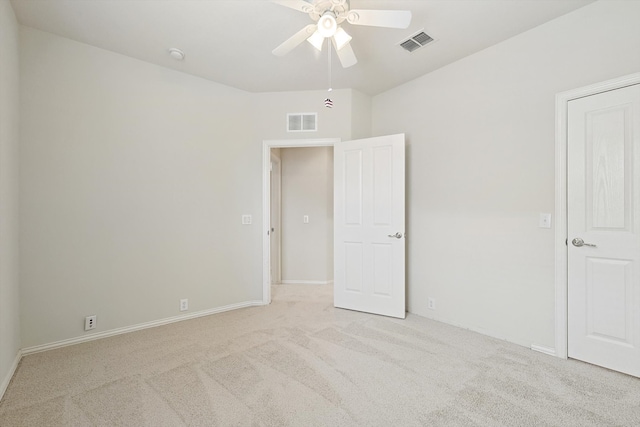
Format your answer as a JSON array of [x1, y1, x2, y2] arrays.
[[168, 48, 185, 61]]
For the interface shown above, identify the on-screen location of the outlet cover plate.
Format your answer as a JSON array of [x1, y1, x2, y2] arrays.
[[539, 213, 552, 228], [85, 315, 97, 331]]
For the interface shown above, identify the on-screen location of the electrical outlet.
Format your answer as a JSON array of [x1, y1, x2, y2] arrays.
[[85, 315, 97, 331], [241, 215, 252, 225], [180, 299, 188, 312], [428, 298, 436, 310]]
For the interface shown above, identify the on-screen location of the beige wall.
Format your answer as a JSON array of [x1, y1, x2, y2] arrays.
[[350, 89, 372, 140], [13, 0, 639, 356], [280, 147, 333, 283], [372, 0, 640, 349], [0, 0, 21, 396], [17, 28, 372, 350], [254, 89, 371, 141], [19, 27, 261, 348]]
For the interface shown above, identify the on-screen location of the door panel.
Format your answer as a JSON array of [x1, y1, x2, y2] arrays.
[[344, 243, 363, 293], [373, 146, 392, 225], [586, 257, 631, 343], [589, 107, 629, 229], [372, 244, 392, 296], [334, 134, 405, 319], [344, 150, 363, 225], [568, 84, 640, 377]]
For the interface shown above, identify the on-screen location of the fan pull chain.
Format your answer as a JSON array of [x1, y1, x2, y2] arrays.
[[324, 40, 333, 108]]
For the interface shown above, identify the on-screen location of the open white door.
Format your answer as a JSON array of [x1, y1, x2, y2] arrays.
[[334, 134, 405, 318], [567, 84, 640, 377]]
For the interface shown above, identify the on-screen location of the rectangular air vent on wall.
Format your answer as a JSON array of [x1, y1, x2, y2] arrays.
[[287, 113, 317, 132], [399, 30, 434, 53]]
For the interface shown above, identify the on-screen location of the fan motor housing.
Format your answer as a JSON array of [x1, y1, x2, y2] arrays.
[[309, 0, 349, 22]]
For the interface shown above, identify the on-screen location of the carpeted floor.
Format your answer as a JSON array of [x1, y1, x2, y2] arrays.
[[1, 284, 639, 426]]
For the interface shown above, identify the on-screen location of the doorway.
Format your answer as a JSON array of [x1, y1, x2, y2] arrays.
[[555, 72, 640, 377], [263, 134, 407, 319], [277, 147, 334, 286], [262, 138, 340, 304]]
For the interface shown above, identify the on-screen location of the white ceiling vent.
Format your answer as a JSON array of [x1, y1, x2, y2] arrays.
[[399, 31, 434, 53], [287, 113, 317, 132]]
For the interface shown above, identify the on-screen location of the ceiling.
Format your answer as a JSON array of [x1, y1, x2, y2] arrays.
[[10, 0, 595, 96]]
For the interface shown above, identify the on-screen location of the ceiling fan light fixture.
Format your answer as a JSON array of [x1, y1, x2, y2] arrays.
[[307, 30, 325, 51], [317, 11, 338, 38], [332, 27, 352, 51], [272, 0, 412, 69]]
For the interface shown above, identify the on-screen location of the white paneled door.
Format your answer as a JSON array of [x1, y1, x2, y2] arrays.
[[568, 84, 640, 377], [334, 134, 405, 318]]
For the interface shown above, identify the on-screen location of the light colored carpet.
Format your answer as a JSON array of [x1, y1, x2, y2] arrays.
[[1, 284, 639, 426]]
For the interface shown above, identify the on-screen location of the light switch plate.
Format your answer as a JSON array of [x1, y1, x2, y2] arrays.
[[303, 215, 309, 224], [242, 215, 252, 225], [539, 213, 552, 229]]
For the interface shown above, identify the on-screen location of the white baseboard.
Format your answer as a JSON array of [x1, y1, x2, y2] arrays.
[[417, 311, 558, 358], [531, 344, 556, 356], [408, 310, 534, 349], [22, 300, 265, 356], [0, 349, 22, 402], [280, 280, 334, 285]]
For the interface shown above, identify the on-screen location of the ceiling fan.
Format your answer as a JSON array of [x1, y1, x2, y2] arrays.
[[272, 0, 412, 68]]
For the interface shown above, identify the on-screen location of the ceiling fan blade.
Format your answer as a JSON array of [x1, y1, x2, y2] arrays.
[[271, 0, 315, 14], [273, 24, 317, 56], [333, 40, 357, 68], [347, 9, 412, 29]]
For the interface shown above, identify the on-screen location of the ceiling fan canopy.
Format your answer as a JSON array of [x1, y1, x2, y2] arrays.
[[272, 0, 412, 68]]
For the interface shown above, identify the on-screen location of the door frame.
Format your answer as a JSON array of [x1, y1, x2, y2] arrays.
[[554, 72, 640, 359], [262, 138, 340, 304], [269, 152, 282, 285]]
